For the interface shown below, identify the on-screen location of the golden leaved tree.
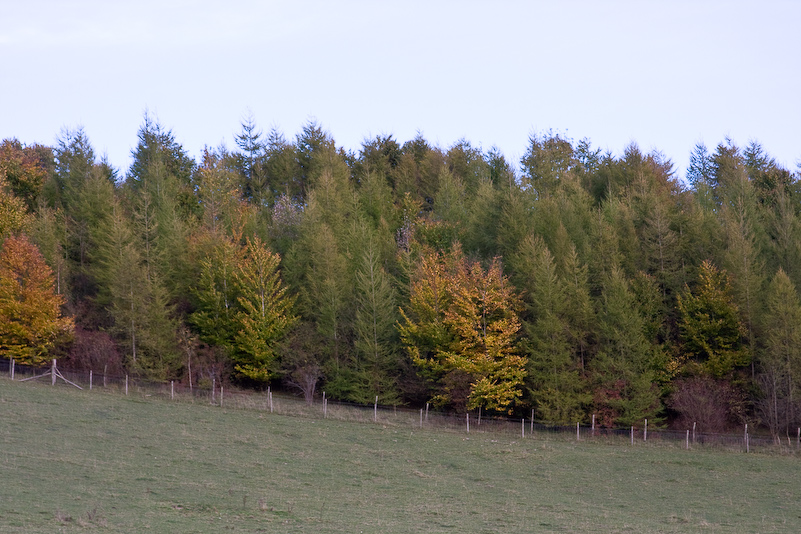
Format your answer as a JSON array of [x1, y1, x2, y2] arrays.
[[0, 235, 73, 365], [399, 244, 525, 412]]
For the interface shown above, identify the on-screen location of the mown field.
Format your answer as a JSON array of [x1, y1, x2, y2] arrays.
[[1, 378, 799, 533]]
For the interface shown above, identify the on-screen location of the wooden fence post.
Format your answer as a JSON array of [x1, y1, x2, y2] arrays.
[[420, 408, 423, 428], [466, 413, 470, 433], [576, 422, 580, 441], [220, 386, 223, 407], [10, 359, 14, 380], [644, 419, 648, 442], [693, 422, 696, 444], [686, 430, 689, 450], [125, 375, 128, 395], [51, 359, 56, 386], [374, 396, 378, 422], [522, 418, 525, 439], [171, 380, 174, 400], [89, 370, 93, 390], [631, 426, 634, 445]]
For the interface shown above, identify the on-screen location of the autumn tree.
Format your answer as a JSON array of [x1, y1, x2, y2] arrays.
[[0, 171, 30, 239], [0, 139, 52, 211], [399, 245, 526, 412], [0, 234, 73, 365]]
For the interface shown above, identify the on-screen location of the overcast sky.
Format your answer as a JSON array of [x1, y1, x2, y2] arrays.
[[2, 1, 799, 180]]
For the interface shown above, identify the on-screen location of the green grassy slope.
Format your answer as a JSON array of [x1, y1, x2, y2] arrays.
[[1, 378, 799, 533]]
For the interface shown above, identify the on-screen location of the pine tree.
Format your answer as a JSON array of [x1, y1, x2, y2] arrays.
[[232, 237, 297, 383], [590, 266, 663, 426], [678, 260, 748, 377], [758, 269, 801, 439], [513, 235, 589, 423], [352, 234, 401, 404]]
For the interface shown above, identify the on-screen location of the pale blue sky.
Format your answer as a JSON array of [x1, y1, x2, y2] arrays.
[[2, 1, 799, 180]]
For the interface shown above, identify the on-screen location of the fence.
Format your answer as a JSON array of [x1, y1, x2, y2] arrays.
[[2, 357, 798, 455]]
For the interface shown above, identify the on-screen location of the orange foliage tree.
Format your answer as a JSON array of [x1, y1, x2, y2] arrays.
[[0, 235, 74, 365]]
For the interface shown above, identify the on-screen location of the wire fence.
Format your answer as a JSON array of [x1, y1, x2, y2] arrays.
[[2, 357, 799, 455]]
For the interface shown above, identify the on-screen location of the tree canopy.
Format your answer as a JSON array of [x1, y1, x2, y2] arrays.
[[1, 121, 800, 432]]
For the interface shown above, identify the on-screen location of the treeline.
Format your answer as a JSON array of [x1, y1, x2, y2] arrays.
[[1, 115, 800, 437]]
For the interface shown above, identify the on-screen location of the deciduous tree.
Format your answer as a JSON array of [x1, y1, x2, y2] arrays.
[[0, 234, 73, 365]]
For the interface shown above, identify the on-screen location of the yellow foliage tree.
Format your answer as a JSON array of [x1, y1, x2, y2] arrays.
[[0, 235, 73, 365], [400, 244, 526, 412]]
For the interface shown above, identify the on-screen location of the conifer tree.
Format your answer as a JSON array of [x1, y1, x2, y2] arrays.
[[678, 260, 748, 377], [232, 237, 297, 383], [758, 269, 801, 439], [512, 235, 589, 423]]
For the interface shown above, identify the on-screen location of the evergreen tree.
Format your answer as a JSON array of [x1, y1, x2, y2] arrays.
[[758, 269, 801, 440], [232, 237, 297, 383], [678, 260, 748, 378], [352, 233, 401, 404], [590, 266, 663, 427], [512, 235, 589, 423]]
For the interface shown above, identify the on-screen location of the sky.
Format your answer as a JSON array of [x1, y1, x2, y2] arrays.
[[2, 1, 799, 181]]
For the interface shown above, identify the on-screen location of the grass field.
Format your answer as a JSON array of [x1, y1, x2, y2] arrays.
[[1, 378, 800, 533]]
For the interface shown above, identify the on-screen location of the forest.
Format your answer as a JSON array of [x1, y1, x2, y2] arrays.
[[1, 114, 800, 438]]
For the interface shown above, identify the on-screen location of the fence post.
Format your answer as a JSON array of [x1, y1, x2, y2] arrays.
[[592, 414, 595, 435], [576, 422, 580, 441], [10, 359, 14, 380], [212, 378, 216, 403], [220, 386, 223, 408], [125, 375, 128, 395], [522, 418, 525, 439], [693, 422, 696, 444], [103, 365, 107, 388], [644, 419, 648, 442], [466, 413, 470, 433], [425, 403, 429, 422], [531, 409, 534, 434], [631, 426, 634, 445], [171, 380, 174, 400], [374, 396, 378, 422], [420, 408, 423, 428], [89, 370, 93, 390], [686, 429, 689, 450], [51, 359, 56, 386]]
